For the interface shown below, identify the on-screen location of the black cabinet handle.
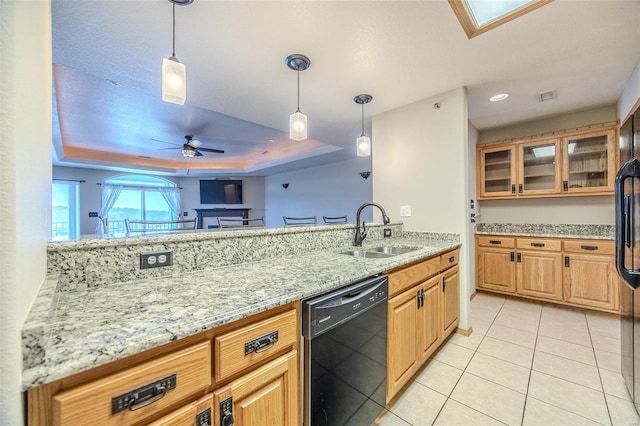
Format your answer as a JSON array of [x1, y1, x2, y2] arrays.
[[489, 240, 501, 245], [449, 256, 455, 263], [111, 374, 176, 415], [510, 252, 515, 262], [443, 277, 447, 292], [518, 184, 523, 193], [417, 290, 422, 308], [531, 242, 545, 248], [565, 256, 570, 267], [420, 289, 425, 307], [563, 181, 569, 191], [580, 245, 598, 251], [511, 184, 516, 194], [517, 253, 522, 263]]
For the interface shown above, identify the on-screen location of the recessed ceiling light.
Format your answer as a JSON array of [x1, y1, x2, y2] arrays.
[[489, 93, 509, 102]]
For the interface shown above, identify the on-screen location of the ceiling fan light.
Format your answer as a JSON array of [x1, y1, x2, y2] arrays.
[[289, 110, 307, 141], [162, 56, 186, 105], [182, 146, 196, 157], [357, 135, 371, 157]]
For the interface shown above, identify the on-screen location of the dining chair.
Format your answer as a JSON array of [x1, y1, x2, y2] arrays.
[[322, 215, 348, 224], [283, 216, 317, 226], [217, 217, 265, 229], [124, 218, 198, 232]]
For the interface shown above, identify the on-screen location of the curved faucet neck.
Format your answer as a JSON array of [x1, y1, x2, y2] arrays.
[[354, 202, 390, 246]]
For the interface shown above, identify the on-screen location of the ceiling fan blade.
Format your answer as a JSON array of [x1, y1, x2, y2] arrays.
[[198, 147, 225, 154], [157, 147, 182, 150], [188, 139, 203, 148], [151, 138, 180, 146], [194, 150, 204, 157]]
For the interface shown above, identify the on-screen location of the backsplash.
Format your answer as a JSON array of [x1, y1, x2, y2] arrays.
[[475, 223, 614, 239], [48, 223, 404, 291]]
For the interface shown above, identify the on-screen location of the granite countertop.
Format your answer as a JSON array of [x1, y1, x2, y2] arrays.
[[475, 223, 615, 240], [22, 234, 460, 390]]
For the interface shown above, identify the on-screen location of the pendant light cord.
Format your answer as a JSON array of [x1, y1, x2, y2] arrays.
[[172, 1, 176, 57], [296, 68, 301, 112], [361, 103, 365, 136]]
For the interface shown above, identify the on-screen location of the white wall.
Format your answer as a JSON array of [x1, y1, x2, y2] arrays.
[[477, 106, 617, 225], [468, 123, 478, 295], [264, 157, 373, 228], [179, 176, 265, 225], [1, 1, 52, 423], [372, 87, 471, 331], [618, 59, 640, 123]]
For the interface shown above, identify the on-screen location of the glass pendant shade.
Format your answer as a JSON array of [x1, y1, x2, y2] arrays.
[[357, 135, 371, 157], [182, 147, 196, 157], [289, 110, 307, 141], [162, 56, 186, 105]]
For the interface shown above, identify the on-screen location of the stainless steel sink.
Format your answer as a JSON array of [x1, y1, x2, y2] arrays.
[[369, 246, 421, 255], [340, 250, 393, 258]]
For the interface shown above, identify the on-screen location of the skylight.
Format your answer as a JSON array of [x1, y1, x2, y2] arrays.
[[449, 0, 553, 39], [467, 0, 533, 26]]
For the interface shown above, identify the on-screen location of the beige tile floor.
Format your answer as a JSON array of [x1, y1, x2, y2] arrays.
[[374, 293, 640, 426]]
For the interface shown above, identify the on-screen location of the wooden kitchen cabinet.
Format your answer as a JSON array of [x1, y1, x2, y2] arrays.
[[213, 350, 299, 426], [563, 240, 619, 311], [476, 237, 516, 294], [476, 235, 620, 313], [442, 266, 460, 336], [516, 250, 563, 301], [477, 123, 617, 200], [561, 128, 616, 195]]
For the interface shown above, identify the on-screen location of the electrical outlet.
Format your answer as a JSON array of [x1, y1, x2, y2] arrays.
[[384, 228, 392, 238], [400, 206, 412, 217], [183, 212, 188, 217], [140, 251, 173, 269]]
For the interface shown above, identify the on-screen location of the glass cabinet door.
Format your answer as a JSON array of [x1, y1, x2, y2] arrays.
[[562, 129, 615, 193], [519, 139, 560, 195], [479, 145, 516, 198]]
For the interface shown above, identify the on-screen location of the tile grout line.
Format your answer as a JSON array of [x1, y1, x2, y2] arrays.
[[520, 301, 544, 426], [429, 297, 507, 425], [585, 312, 615, 426]]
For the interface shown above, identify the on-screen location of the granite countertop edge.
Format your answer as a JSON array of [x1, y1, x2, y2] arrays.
[[474, 230, 614, 240], [22, 234, 460, 391]]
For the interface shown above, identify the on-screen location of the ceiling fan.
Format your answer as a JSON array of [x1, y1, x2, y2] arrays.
[[155, 135, 225, 158]]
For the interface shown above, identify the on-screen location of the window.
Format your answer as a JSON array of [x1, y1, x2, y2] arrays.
[[101, 175, 180, 233], [52, 180, 80, 241], [449, 0, 553, 38]]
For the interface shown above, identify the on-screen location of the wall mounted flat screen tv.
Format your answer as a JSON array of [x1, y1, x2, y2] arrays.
[[200, 180, 243, 204]]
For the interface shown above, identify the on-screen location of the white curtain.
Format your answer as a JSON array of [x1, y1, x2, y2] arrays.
[[96, 184, 123, 233], [158, 187, 181, 219]]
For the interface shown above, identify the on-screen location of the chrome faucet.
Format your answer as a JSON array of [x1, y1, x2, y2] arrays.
[[354, 202, 391, 246]]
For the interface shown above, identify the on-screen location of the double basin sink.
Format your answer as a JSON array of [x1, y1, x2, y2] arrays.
[[340, 245, 422, 258]]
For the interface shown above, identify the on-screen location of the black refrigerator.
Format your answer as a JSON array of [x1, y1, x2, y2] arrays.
[[616, 105, 640, 412]]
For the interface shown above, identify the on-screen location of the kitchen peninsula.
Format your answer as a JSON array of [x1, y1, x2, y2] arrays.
[[24, 223, 461, 425]]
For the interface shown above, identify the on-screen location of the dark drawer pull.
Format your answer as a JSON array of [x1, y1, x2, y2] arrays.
[[244, 331, 279, 355], [489, 240, 501, 245], [111, 374, 176, 414], [531, 243, 545, 248], [449, 256, 455, 263], [581, 245, 598, 251]]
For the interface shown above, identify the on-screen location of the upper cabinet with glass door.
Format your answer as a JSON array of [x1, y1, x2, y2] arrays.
[[477, 124, 617, 200], [561, 129, 616, 194]]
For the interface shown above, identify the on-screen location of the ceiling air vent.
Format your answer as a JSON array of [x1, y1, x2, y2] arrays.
[[538, 90, 556, 102]]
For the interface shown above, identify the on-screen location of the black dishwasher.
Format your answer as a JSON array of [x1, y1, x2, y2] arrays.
[[302, 275, 388, 426]]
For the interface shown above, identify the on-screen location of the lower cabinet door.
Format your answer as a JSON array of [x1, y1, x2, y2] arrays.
[[516, 250, 563, 301], [387, 286, 420, 402], [149, 394, 213, 426], [418, 276, 441, 364], [477, 247, 516, 293], [442, 266, 460, 337], [564, 254, 619, 311], [213, 350, 299, 426]]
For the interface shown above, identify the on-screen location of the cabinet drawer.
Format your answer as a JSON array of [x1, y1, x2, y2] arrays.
[[148, 393, 213, 426], [516, 238, 561, 252], [477, 236, 515, 249], [441, 249, 460, 271], [214, 309, 297, 381], [388, 257, 440, 296], [53, 341, 211, 426], [563, 240, 614, 255]]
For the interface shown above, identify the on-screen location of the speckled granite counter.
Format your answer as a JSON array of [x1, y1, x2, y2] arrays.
[[22, 227, 460, 390], [475, 223, 614, 240]]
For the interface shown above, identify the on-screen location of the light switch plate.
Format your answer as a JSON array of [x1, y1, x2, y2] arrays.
[[400, 206, 412, 217]]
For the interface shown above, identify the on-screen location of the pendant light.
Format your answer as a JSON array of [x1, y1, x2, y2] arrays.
[[162, 0, 192, 105], [285, 54, 311, 141], [354, 94, 373, 157]]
